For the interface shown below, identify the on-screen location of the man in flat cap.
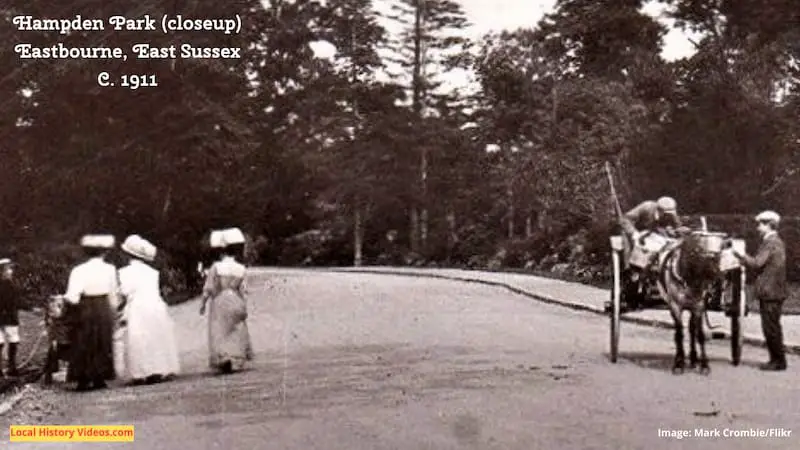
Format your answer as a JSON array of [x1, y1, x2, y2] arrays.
[[733, 210, 788, 371], [0, 259, 21, 376]]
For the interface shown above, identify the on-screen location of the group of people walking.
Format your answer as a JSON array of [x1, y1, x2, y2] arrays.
[[0, 226, 253, 390], [618, 196, 789, 371], [61, 233, 183, 390]]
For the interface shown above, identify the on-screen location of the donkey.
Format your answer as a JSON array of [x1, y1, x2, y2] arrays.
[[655, 231, 726, 375]]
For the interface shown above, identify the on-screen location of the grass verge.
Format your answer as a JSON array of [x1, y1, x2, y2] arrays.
[[397, 265, 800, 315]]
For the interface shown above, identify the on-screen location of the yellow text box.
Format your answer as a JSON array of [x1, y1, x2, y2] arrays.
[[9, 425, 134, 442]]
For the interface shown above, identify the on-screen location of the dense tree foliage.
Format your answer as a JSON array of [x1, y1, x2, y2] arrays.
[[1, 0, 799, 299]]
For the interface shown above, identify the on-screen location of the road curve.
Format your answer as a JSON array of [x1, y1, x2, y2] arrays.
[[3, 268, 799, 450]]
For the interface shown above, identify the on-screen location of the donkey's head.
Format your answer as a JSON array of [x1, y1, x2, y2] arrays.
[[676, 232, 725, 294]]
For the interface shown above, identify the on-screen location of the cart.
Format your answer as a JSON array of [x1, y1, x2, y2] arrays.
[[608, 234, 747, 365]]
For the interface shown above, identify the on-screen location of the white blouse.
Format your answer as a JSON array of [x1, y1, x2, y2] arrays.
[[215, 256, 246, 278], [64, 257, 120, 309], [118, 260, 161, 301]]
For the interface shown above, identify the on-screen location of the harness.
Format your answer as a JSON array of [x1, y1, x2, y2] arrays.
[[656, 237, 723, 330], [657, 241, 687, 293]]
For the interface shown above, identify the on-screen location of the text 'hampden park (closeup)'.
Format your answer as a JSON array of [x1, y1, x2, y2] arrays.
[[10, 14, 243, 89], [12, 14, 241, 35]]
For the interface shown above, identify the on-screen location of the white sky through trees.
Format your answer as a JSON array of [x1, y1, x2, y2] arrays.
[[308, 0, 699, 95]]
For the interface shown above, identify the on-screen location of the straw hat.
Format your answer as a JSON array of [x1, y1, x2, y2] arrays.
[[80, 234, 115, 249], [121, 235, 157, 262]]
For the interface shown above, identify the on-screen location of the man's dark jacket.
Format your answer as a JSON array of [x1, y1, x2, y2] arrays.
[[0, 278, 20, 326], [740, 232, 787, 301]]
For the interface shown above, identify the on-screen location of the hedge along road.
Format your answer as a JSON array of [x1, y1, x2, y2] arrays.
[[3, 268, 799, 450]]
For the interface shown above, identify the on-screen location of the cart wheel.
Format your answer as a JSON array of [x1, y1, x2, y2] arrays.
[[610, 249, 622, 363], [730, 268, 746, 366], [731, 314, 742, 366]]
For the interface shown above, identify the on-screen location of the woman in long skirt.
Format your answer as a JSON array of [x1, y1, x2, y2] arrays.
[[199, 228, 252, 373], [119, 235, 180, 384], [63, 234, 119, 391]]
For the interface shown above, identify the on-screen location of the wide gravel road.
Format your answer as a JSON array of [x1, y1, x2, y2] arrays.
[[4, 268, 799, 449]]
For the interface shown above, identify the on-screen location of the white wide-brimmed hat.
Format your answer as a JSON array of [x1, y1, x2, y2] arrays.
[[0, 258, 12, 266], [755, 210, 781, 224], [209, 230, 226, 248], [80, 234, 115, 249], [121, 235, 157, 261], [221, 227, 246, 246]]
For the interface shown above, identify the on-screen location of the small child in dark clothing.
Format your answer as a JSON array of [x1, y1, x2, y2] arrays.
[[0, 258, 20, 377]]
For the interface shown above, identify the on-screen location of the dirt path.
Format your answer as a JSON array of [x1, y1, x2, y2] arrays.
[[3, 268, 798, 449]]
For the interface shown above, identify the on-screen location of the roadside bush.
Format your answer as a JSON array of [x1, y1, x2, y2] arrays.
[[12, 244, 78, 310], [278, 230, 330, 265], [155, 252, 198, 305], [500, 236, 554, 268], [196, 213, 800, 291], [448, 224, 500, 265]]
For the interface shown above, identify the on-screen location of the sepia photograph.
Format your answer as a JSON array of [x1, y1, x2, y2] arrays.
[[0, 0, 799, 448]]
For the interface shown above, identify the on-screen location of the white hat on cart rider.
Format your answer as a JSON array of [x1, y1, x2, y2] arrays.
[[657, 196, 677, 214], [755, 210, 780, 225]]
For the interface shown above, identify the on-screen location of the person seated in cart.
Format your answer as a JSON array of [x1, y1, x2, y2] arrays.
[[617, 196, 686, 310]]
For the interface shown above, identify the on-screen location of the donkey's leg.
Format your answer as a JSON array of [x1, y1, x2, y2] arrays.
[[688, 311, 698, 369], [693, 309, 710, 374], [669, 305, 685, 374]]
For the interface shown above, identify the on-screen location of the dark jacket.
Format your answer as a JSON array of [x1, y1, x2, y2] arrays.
[[0, 278, 20, 326], [740, 232, 787, 301], [620, 200, 682, 237]]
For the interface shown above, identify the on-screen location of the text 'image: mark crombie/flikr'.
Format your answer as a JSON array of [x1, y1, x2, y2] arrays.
[[658, 428, 793, 439]]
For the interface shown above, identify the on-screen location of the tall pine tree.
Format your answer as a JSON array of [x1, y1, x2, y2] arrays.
[[384, 0, 470, 254]]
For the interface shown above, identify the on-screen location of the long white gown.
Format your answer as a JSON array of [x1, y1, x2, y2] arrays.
[[118, 260, 180, 380]]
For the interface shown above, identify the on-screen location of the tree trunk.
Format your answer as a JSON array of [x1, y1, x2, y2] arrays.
[[410, 207, 420, 254], [551, 82, 558, 137], [420, 205, 428, 252], [412, 1, 427, 255], [446, 207, 457, 261], [537, 209, 547, 232], [161, 184, 172, 220], [412, 0, 423, 118], [525, 215, 533, 238], [507, 182, 514, 240], [349, 25, 364, 268], [420, 148, 428, 252], [353, 207, 363, 267]]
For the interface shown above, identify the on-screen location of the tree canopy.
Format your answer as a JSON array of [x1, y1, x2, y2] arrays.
[[1, 0, 798, 274]]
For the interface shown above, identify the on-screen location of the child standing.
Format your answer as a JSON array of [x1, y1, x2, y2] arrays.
[[0, 258, 20, 377]]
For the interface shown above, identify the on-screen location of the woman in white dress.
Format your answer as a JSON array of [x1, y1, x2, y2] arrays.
[[199, 228, 253, 373], [118, 235, 180, 384]]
